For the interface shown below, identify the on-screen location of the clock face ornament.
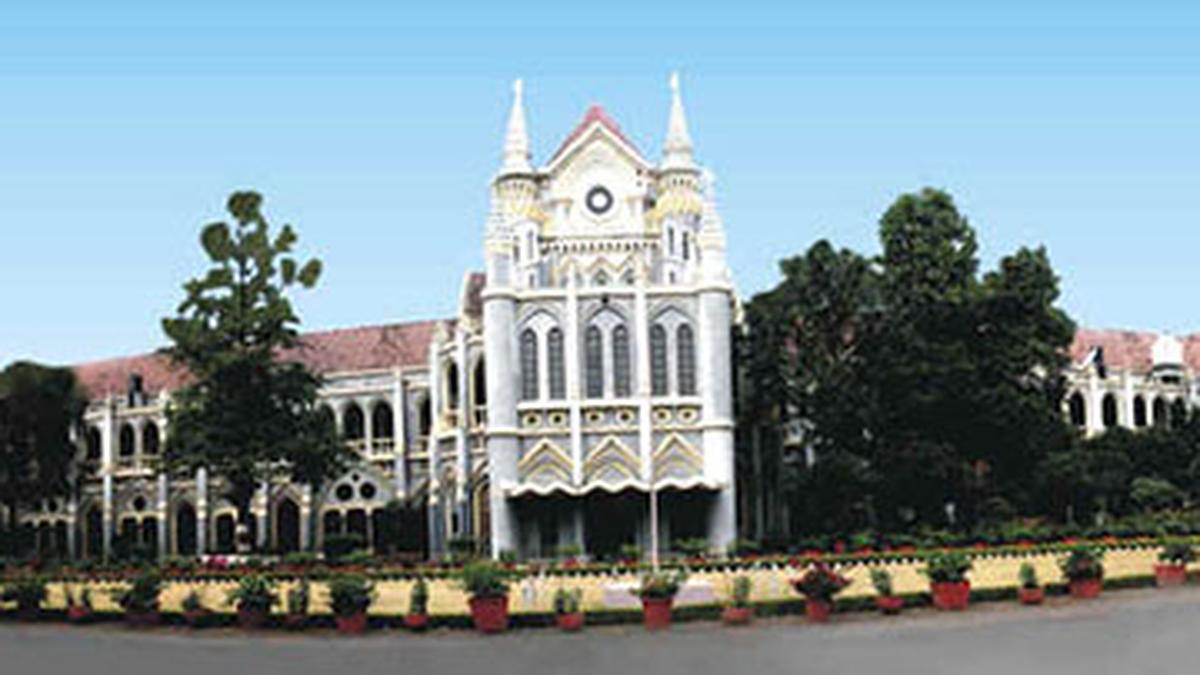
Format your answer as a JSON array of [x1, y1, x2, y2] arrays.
[[585, 185, 614, 216]]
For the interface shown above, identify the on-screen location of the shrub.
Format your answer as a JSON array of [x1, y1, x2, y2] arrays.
[[619, 543, 643, 562], [555, 543, 583, 560], [327, 574, 375, 617], [1159, 541, 1196, 564], [553, 587, 582, 615], [447, 536, 477, 561], [673, 538, 710, 559], [113, 571, 162, 613], [226, 575, 278, 613], [635, 569, 688, 600], [2, 577, 47, 610], [870, 568, 894, 597], [497, 550, 517, 565], [323, 533, 365, 562], [457, 560, 512, 599], [282, 552, 320, 568], [791, 563, 850, 602], [729, 575, 752, 608], [409, 578, 429, 616], [1018, 563, 1039, 589], [286, 579, 310, 616], [728, 539, 761, 557], [1059, 546, 1104, 582], [922, 552, 972, 583], [181, 590, 207, 613]]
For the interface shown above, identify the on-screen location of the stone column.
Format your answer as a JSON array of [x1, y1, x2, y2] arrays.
[[195, 468, 208, 555], [426, 339, 445, 557], [699, 287, 736, 553], [565, 275, 583, 484], [101, 399, 115, 560], [392, 371, 408, 499], [455, 328, 471, 537], [156, 473, 168, 559], [484, 290, 519, 559], [300, 485, 313, 551]]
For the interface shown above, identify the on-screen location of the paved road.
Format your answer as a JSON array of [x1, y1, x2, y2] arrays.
[[3, 587, 1195, 675]]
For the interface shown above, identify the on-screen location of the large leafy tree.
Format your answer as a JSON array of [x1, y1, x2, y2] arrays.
[[0, 362, 86, 542], [161, 191, 352, 548]]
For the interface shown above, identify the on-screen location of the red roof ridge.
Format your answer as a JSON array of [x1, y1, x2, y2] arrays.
[[548, 104, 642, 165]]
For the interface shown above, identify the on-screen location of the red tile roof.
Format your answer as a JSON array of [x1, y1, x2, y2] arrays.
[[1070, 328, 1200, 372], [72, 319, 443, 400], [548, 105, 643, 165]]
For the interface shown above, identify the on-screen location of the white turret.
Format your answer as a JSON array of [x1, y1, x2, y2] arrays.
[[1153, 333, 1184, 368], [661, 72, 695, 172], [500, 78, 533, 175]]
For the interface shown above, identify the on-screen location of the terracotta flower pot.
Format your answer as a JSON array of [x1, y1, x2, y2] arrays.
[[403, 613, 429, 631], [1069, 578, 1102, 599], [805, 599, 832, 623], [555, 611, 585, 632], [1155, 564, 1188, 587], [66, 605, 92, 623], [931, 581, 971, 611], [468, 595, 509, 634], [1017, 587, 1044, 606], [875, 595, 904, 615], [126, 610, 161, 627], [641, 597, 673, 631], [721, 606, 754, 625], [237, 607, 269, 630], [335, 612, 368, 635]]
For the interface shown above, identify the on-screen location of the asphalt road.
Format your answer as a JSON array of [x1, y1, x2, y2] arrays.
[[3, 587, 1196, 675]]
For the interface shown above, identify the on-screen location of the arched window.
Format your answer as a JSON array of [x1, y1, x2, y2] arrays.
[[682, 232, 691, 261], [677, 324, 696, 395], [520, 329, 539, 401], [1133, 396, 1147, 427], [372, 402, 394, 440], [1170, 399, 1187, 428], [651, 324, 668, 396], [1068, 392, 1086, 428], [547, 328, 565, 399], [141, 422, 160, 455], [86, 427, 102, 461], [1101, 394, 1118, 428], [585, 326, 604, 398], [473, 359, 487, 406], [119, 423, 135, 457], [1153, 397, 1168, 427], [445, 362, 460, 411], [418, 397, 432, 437], [667, 226, 676, 256], [343, 403, 365, 440], [612, 325, 631, 397]]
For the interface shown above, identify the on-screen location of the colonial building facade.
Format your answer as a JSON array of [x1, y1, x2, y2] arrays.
[[23, 75, 739, 562]]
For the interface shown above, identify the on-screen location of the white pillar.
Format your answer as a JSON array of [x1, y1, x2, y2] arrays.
[[392, 371, 408, 499], [195, 468, 208, 555], [155, 473, 168, 559], [101, 400, 115, 560], [565, 274, 583, 484]]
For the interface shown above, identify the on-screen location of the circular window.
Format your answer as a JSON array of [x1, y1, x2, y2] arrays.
[[132, 496, 147, 511], [585, 186, 614, 216], [335, 484, 354, 501], [47, 499, 58, 513], [359, 483, 377, 500]]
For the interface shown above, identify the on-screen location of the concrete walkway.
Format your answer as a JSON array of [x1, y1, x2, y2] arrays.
[[2, 586, 1194, 674]]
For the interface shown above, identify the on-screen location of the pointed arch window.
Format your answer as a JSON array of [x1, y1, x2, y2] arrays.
[[343, 403, 365, 440], [119, 424, 135, 457], [682, 232, 691, 261], [548, 328, 565, 399], [520, 329, 539, 401], [372, 402, 394, 440], [677, 324, 696, 395], [1101, 393, 1118, 428], [445, 362, 460, 411], [141, 422, 160, 456], [1068, 392, 1086, 428], [613, 325, 631, 397], [1133, 396, 1147, 427], [650, 324, 668, 396], [585, 326, 604, 398], [1153, 397, 1168, 427], [86, 427, 102, 461]]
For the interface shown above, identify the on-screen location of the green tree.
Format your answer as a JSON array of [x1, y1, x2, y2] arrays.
[[161, 191, 353, 550], [0, 362, 86, 551]]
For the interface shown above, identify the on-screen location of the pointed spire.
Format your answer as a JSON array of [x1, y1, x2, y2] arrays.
[[662, 71, 695, 171], [500, 78, 533, 175]]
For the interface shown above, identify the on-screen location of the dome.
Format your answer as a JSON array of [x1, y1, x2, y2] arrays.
[[1152, 334, 1184, 367]]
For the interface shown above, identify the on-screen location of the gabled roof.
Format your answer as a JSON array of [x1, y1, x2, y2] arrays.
[[547, 105, 645, 167], [1070, 328, 1200, 372]]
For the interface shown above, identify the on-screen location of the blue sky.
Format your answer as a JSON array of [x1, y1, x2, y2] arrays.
[[2, 1, 1198, 365]]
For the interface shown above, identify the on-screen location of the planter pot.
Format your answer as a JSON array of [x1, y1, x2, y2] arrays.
[[66, 606, 92, 623], [468, 595, 509, 634], [1017, 587, 1045, 606], [931, 581, 971, 611], [721, 606, 754, 626], [1155, 564, 1188, 587], [555, 611, 585, 632], [335, 612, 368, 635], [183, 609, 212, 628], [126, 610, 161, 627], [805, 599, 832, 623], [237, 607, 269, 630], [1069, 578, 1103, 599], [283, 613, 307, 630], [404, 613, 429, 631], [641, 597, 673, 631], [875, 595, 904, 615]]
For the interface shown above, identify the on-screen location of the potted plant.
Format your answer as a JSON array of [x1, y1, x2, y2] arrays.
[[181, 590, 213, 628], [226, 575, 277, 629], [870, 568, 904, 615], [634, 569, 687, 630], [721, 575, 754, 625], [457, 560, 512, 634], [791, 562, 850, 622], [923, 552, 972, 611], [66, 586, 94, 623], [1017, 562, 1044, 605], [1060, 546, 1104, 598], [113, 570, 163, 626], [1155, 541, 1194, 587], [283, 579, 310, 630], [328, 573, 375, 635], [2, 577, 47, 620], [553, 587, 584, 632], [403, 577, 429, 631]]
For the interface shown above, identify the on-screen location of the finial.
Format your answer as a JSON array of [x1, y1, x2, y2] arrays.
[[513, 78, 524, 98], [500, 77, 533, 175], [669, 71, 680, 93], [662, 71, 695, 171]]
